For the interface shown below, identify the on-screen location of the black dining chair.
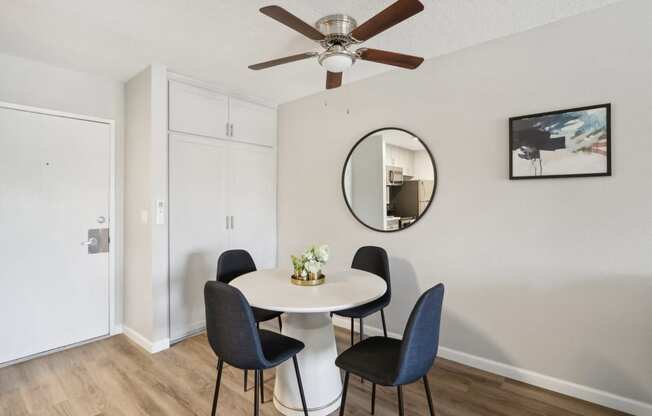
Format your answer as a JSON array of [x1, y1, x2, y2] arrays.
[[204, 281, 309, 416], [216, 249, 283, 391], [335, 283, 445, 416], [332, 246, 391, 347]]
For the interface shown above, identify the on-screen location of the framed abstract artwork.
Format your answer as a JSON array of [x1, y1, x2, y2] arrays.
[[509, 104, 611, 179]]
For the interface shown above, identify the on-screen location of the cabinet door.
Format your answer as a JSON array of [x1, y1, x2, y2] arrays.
[[228, 143, 277, 268], [169, 81, 229, 139], [228, 97, 276, 147], [169, 133, 229, 341], [385, 144, 396, 166]]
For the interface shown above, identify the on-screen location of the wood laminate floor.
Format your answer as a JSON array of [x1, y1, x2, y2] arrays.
[[0, 328, 629, 416]]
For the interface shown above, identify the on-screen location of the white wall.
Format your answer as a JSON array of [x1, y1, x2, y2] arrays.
[[278, 0, 652, 413], [350, 135, 385, 230], [124, 68, 153, 340], [123, 65, 170, 350], [0, 52, 125, 327]]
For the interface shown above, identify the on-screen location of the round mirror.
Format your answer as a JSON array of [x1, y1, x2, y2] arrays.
[[342, 128, 437, 232]]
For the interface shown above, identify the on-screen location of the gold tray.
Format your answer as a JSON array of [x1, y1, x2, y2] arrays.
[[291, 274, 325, 286]]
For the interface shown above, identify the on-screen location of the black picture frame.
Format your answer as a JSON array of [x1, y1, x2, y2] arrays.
[[509, 103, 611, 180], [341, 127, 438, 233]]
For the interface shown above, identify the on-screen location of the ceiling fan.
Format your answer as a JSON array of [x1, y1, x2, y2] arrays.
[[248, 0, 425, 90]]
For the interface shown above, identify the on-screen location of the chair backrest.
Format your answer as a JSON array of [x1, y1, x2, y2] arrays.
[[351, 246, 391, 304], [216, 249, 256, 284], [204, 281, 267, 369], [393, 283, 445, 385]]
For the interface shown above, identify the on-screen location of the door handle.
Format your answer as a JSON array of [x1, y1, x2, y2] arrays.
[[81, 237, 98, 246], [83, 229, 109, 254]]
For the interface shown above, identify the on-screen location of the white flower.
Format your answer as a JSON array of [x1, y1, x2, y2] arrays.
[[317, 245, 329, 262], [305, 260, 322, 274], [300, 269, 307, 277], [302, 249, 315, 261]]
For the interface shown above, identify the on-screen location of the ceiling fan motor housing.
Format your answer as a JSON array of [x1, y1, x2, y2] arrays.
[[315, 14, 358, 47]]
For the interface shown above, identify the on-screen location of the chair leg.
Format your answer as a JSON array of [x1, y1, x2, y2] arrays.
[[423, 375, 436, 416], [243, 370, 248, 392], [339, 372, 350, 416], [259, 369, 265, 404], [380, 309, 388, 337], [397, 385, 405, 416], [350, 318, 354, 347], [359, 318, 364, 383], [211, 359, 223, 416], [371, 383, 376, 415], [292, 356, 309, 416], [254, 370, 260, 416], [278, 316, 283, 332]]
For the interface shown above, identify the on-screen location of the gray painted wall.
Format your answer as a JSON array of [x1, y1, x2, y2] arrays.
[[278, 0, 652, 407]]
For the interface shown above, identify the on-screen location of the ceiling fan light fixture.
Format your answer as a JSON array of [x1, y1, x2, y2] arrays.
[[318, 46, 355, 73]]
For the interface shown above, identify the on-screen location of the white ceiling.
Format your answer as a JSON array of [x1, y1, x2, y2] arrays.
[[0, 0, 621, 106]]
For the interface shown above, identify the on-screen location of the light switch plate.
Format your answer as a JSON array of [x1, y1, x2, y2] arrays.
[[156, 200, 165, 225]]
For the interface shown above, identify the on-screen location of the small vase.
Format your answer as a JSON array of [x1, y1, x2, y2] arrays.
[[291, 271, 326, 286]]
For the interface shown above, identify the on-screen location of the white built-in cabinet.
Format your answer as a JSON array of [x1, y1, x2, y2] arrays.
[[169, 80, 275, 146], [168, 79, 277, 341], [385, 143, 414, 176]]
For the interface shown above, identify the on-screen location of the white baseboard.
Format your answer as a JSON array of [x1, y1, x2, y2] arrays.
[[331, 317, 651, 416], [111, 324, 123, 335], [122, 326, 170, 354]]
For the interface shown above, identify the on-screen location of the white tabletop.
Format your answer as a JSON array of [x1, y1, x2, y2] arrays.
[[231, 268, 387, 313]]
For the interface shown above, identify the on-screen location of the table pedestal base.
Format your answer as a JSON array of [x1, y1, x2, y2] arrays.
[[273, 312, 342, 416]]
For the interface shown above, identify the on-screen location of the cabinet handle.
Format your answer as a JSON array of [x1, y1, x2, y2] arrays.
[[225, 122, 230, 137], [226, 215, 229, 229], [229, 123, 234, 137], [230, 215, 234, 229]]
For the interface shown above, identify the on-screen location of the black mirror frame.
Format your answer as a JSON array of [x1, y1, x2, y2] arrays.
[[341, 127, 438, 233]]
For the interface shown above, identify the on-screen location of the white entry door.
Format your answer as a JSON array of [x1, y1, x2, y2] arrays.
[[0, 105, 111, 364]]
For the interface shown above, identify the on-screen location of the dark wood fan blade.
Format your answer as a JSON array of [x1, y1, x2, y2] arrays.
[[350, 0, 424, 42], [326, 71, 342, 89], [358, 48, 424, 69], [260, 6, 324, 41], [248, 52, 318, 70]]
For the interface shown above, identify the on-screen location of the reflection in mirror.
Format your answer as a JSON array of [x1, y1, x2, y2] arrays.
[[343, 128, 436, 232]]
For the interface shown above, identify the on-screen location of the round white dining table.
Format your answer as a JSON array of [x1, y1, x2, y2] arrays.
[[231, 268, 387, 416]]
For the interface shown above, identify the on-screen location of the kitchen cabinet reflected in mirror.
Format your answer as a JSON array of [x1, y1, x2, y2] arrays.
[[342, 128, 437, 232]]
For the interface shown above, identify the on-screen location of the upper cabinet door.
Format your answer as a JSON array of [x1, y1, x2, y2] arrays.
[[228, 98, 276, 147], [169, 80, 229, 139]]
